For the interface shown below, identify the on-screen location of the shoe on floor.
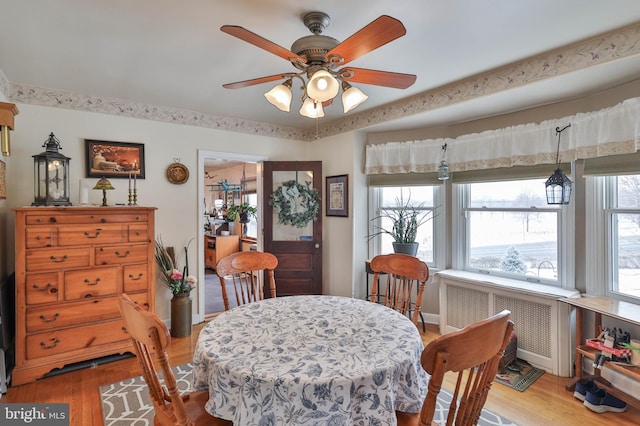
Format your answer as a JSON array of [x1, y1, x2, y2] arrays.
[[584, 388, 627, 413], [573, 380, 598, 401]]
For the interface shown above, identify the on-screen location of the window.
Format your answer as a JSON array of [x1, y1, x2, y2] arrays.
[[244, 193, 258, 239], [457, 179, 564, 285], [605, 174, 640, 300], [368, 186, 438, 265]]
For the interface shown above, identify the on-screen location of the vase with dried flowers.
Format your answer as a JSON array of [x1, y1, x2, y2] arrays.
[[154, 237, 196, 337]]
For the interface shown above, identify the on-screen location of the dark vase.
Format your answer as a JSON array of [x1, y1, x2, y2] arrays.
[[170, 293, 192, 337], [392, 242, 419, 256]]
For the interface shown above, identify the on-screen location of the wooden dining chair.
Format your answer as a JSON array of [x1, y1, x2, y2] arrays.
[[369, 253, 429, 327], [118, 294, 232, 426], [415, 310, 514, 426], [215, 251, 278, 310]]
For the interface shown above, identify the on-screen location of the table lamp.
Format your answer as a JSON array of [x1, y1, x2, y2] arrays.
[[93, 176, 115, 206]]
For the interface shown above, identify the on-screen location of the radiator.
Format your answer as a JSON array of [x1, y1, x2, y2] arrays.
[[435, 270, 580, 377]]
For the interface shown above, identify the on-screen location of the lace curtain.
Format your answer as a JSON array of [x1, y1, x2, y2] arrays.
[[365, 97, 640, 175]]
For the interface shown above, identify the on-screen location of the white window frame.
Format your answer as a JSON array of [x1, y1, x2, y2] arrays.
[[452, 179, 575, 290], [367, 184, 446, 269], [590, 175, 640, 302]]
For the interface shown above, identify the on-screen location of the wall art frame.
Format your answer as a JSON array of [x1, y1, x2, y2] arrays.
[[85, 139, 145, 179], [326, 174, 348, 217]]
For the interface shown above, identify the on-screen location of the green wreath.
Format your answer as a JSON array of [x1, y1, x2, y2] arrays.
[[271, 180, 320, 228]]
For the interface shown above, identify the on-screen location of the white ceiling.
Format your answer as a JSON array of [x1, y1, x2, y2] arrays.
[[1, 1, 640, 135]]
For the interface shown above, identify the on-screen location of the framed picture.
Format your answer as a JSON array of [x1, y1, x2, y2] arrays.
[[85, 139, 145, 179], [326, 174, 348, 217]]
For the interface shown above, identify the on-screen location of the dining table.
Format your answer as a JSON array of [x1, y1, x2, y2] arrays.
[[192, 295, 428, 425]]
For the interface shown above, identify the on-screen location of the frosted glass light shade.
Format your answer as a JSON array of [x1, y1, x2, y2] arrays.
[[299, 97, 324, 118], [341, 84, 368, 113], [306, 70, 339, 102], [264, 81, 293, 112]]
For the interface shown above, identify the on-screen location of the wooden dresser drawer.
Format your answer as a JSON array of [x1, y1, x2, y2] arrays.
[[26, 213, 148, 225], [26, 227, 54, 248], [26, 297, 120, 333], [58, 224, 127, 246], [128, 224, 149, 242], [123, 264, 148, 293], [26, 319, 129, 360], [64, 267, 119, 300], [26, 247, 90, 272], [95, 244, 147, 265], [26, 273, 60, 305], [126, 292, 150, 311]]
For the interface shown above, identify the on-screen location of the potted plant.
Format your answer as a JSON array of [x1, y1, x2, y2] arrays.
[[226, 202, 257, 223], [367, 193, 434, 256], [154, 237, 197, 337]]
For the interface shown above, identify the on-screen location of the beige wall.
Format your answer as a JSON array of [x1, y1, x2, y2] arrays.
[[4, 103, 309, 322], [4, 77, 640, 325]]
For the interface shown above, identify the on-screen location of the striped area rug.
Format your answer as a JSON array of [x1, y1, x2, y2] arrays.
[[99, 363, 518, 425]]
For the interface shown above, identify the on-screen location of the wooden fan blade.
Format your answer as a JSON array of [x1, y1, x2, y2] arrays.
[[326, 16, 406, 66], [339, 68, 416, 89], [223, 73, 296, 89], [221, 25, 306, 65]]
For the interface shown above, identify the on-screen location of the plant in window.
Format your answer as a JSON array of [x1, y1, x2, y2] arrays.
[[368, 193, 434, 255]]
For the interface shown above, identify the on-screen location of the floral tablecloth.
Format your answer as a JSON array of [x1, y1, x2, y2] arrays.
[[192, 295, 428, 425]]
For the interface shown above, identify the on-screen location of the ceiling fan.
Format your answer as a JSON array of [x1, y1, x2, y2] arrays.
[[221, 12, 416, 118]]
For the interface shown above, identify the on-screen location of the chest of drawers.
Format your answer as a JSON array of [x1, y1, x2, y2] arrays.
[[12, 207, 156, 385]]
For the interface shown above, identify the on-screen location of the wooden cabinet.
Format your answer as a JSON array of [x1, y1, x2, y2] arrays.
[[205, 234, 239, 270], [13, 207, 156, 385]]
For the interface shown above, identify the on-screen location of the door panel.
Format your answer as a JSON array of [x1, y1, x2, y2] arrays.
[[263, 161, 322, 296]]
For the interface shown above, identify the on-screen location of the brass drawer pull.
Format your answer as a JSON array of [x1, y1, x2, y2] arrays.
[[50, 255, 68, 263], [84, 278, 101, 286], [39, 313, 60, 323], [33, 282, 53, 291], [84, 230, 102, 238], [128, 273, 144, 281], [115, 250, 130, 258], [40, 338, 61, 350]]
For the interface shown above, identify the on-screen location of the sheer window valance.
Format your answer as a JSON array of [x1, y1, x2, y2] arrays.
[[365, 97, 640, 175]]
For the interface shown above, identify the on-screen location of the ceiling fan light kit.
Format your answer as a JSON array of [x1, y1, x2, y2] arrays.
[[341, 82, 368, 113], [299, 97, 324, 119], [264, 79, 293, 112], [221, 12, 416, 119], [306, 69, 340, 102]]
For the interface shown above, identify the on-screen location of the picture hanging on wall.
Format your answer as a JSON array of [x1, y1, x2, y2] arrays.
[[85, 139, 145, 179], [326, 174, 348, 217]]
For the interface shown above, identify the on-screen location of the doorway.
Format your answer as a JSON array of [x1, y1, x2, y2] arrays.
[[196, 150, 266, 323]]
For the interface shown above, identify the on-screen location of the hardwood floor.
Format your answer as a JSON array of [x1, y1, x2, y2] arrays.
[[3, 322, 639, 425]]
